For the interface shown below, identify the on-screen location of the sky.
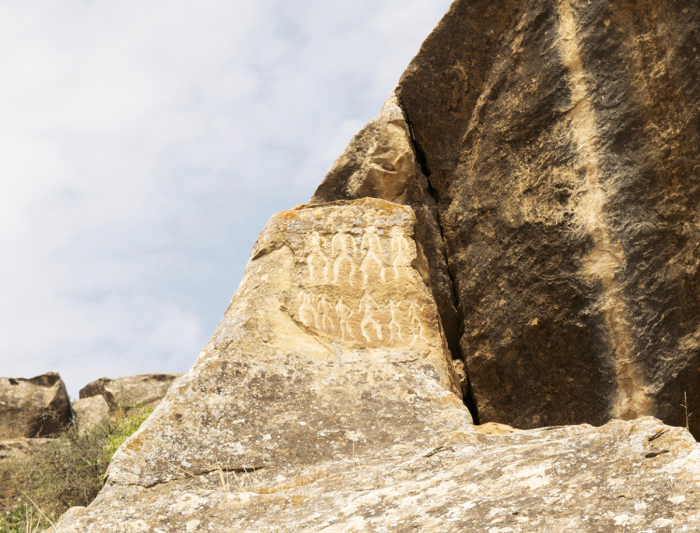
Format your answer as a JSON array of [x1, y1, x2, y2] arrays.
[[0, 0, 453, 399]]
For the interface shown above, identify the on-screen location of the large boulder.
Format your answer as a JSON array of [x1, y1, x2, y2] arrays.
[[313, 0, 700, 436], [49, 198, 471, 530], [0, 438, 52, 462], [0, 372, 71, 439], [72, 395, 110, 432], [79, 373, 184, 412]]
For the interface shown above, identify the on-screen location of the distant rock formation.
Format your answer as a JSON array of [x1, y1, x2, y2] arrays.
[[0, 372, 71, 439], [71, 395, 110, 432], [48, 0, 700, 530], [79, 373, 184, 412]]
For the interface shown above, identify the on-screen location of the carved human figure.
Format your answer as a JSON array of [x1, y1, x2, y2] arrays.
[[306, 231, 329, 284], [387, 299, 404, 343], [359, 292, 383, 342], [336, 297, 354, 341], [390, 227, 411, 281], [408, 299, 428, 344], [298, 291, 319, 328], [360, 293, 382, 342], [317, 294, 335, 332], [360, 227, 386, 285], [332, 233, 357, 286]]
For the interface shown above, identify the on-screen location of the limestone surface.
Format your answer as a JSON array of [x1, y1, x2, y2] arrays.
[[72, 395, 110, 432], [54, 199, 466, 502], [311, 93, 462, 362], [79, 374, 184, 412], [0, 372, 71, 439], [51, 418, 700, 532]]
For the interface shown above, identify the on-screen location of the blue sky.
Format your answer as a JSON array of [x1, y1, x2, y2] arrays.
[[0, 0, 453, 398]]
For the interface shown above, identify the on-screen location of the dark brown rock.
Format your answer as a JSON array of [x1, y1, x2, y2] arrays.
[[79, 373, 183, 412], [0, 372, 71, 439], [315, 0, 700, 437]]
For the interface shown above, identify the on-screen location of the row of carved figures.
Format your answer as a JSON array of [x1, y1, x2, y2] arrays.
[[305, 227, 412, 286], [297, 290, 429, 345]]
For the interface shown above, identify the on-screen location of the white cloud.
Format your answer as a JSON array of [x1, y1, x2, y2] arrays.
[[0, 0, 452, 397]]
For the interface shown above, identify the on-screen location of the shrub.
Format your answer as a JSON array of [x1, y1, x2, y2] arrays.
[[0, 405, 153, 532]]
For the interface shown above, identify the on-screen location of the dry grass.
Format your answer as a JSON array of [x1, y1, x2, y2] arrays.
[[0, 404, 153, 533]]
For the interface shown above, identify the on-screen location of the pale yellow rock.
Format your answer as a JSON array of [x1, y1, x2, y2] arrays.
[[72, 395, 110, 432], [474, 422, 521, 436], [94, 198, 468, 494]]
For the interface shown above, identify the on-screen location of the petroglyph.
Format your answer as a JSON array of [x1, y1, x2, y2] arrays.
[[387, 299, 404, 342], [275, 202, 439, 350], [390, 227, 411, 281], [360, 227, 387, 285], [298, 291, 319, 329], [318, 295, 335, 332], [306, 232, 330, 284], [332, 233, 357, 286], [336, 298, 354, 341], [408, 300, 428, 345], [360, 292, 383, 342]]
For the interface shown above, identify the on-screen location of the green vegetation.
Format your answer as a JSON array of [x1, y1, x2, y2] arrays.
[[0, 405, 153, 532]]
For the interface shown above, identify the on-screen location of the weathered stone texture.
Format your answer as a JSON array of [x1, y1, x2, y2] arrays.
[[79, 373, 183, 412], [310, 93, 462, 362], [52, 418, 700, 532], [314, 0, 700, 436], [72, 395, 110, 432], [98, 199, 466, 491], [0, 372, 71, 439], [0, 438, 52, 462]]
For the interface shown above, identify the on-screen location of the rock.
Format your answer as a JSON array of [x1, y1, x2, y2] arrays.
[[100, 198, 465, 488], [47, 1, 700, 530], [310, 92, 462, 363], [79, 373, 184, 412], [313, 0, 700, 436], [474, 422, 521, 436], [51, 418, 700, 531], [0, 372, 71, 439], [0, 438, 52, 462], [49, 198, 470, 530], [72, 395, 110, 432]]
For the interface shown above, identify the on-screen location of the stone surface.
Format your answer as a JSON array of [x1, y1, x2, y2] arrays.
[[49, 198, 470, 530], [51, 418, 700, 532], [73, 395, 110, 432], [0, 438, 52, 462], [47, 1, 700, 530], [79, 374, 184, 412], [111, 199, 462, 485], [313, 0, 700, 436], [310, 92, 462, 364], [0, 372, 71, 439]]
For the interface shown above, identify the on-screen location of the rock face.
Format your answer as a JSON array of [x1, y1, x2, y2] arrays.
[[96, 198, 466, 492], [0, 438, 52, 462], [49, 199, 471, 531], [48, 0, 700, 530], [313, 0, 700, 436], [72, 395, 110, 432], [53, 418, 700, 532], [311, 93, 462, 363], [79, 373, 184, 412], [0, 372, 71, 439]]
